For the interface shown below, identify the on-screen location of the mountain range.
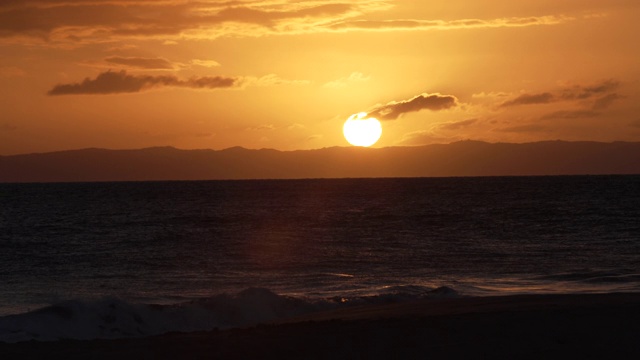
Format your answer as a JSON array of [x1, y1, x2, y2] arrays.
[[1, 141, 639, 182]]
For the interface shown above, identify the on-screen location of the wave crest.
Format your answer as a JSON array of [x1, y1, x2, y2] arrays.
[[0, 286, 460, 343]]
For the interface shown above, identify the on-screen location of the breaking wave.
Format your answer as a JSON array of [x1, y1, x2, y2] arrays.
[[0, 286, 459, 343]]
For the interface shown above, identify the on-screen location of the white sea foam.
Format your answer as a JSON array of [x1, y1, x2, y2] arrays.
[[0, 287, 458, 343]]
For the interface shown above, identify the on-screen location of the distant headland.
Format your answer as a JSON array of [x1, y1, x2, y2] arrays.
[[1, 141, 639, 182]]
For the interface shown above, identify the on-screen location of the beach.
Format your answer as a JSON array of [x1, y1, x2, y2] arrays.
[[2, 292, 639, 359]]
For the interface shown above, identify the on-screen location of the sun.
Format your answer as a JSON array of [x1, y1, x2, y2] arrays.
[[343, 113, 382, 147]]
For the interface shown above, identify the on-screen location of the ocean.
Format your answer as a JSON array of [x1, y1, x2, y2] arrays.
[[1, 176, 639, 342]]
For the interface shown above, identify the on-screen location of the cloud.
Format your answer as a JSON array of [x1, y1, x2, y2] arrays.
[[560, 79, 620, 100], [246, 74, 310, 87], [591, 93, 622, 110], [191, 59, 221, 68], [540, 110, 600, 120], [440, 119, 478, 130], [497, 124, 548, 133], [247, 124, 276, 131], [500, 93, 554, 107], [327, 15, 570, 32], [499, 80, 622, 109], [0, 1, 575, 46], [0, 0, 365, 44], [630, 119, 640, 129], [367, 93, 458, 120], [324, 72, 369, 88], [46, 70, 308, 95], [105, 56, 175, 70], [47, 70, 240, 95]]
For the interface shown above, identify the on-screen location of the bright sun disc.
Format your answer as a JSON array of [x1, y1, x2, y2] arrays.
[[343, 113, 382, 147]]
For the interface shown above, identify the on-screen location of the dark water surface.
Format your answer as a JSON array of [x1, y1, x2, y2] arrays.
[[1, 176, 639, 336]]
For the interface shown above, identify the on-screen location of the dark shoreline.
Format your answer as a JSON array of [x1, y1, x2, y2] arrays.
[[2, 293, 640, 359]]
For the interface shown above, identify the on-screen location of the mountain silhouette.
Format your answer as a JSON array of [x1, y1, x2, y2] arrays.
[[1, 141, 639, 182]]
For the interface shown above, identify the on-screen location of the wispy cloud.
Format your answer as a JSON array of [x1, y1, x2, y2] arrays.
[[0, 0, 367, 44], [499, 80, 622, 110], [47, 70, 240, 95], [105, 56, 175, 70], [324, 72, 369, 88], [247, 124, 276, 131], [191, 59, 221, 68], [245, 74, 310, 87], [327, 15, 570, 32], [368, 93, 458, 120], [540, 110, 601, 120], [500, 93, 554, 107], [0, 1, 576, 46], [559, 79, 620, 100], [47, 70, 308, 95], [440, 119, 478, 130], [592, 93, 623, 110]]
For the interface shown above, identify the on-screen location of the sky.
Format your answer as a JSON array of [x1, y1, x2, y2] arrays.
[[1, 0, 639, 155]]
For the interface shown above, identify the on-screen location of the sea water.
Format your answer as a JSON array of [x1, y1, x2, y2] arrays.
[[1, 176, 639, 341]]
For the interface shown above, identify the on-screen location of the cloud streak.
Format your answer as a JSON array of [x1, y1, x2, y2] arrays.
[[440, 119, 478, 130], [0, 1, 575, 45], [540, 110, 601, 120], [500, 92, 554, 107], [499, 80, 622, 110], [368, 93, 458, 120], [0, 0, 364, 44], [324, 72, 369, 88], [47, 70, 240, 95], [328, 15, 570, 32], [105, 56, 175, 70]]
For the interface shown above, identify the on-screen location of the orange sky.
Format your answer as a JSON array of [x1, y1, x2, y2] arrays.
[[1, 0, 639, 155]]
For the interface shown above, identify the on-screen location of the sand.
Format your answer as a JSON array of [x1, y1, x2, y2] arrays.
[[1, 292, 639, 359]]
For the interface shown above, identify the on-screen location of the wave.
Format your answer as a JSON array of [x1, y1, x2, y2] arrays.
[[529, 271, 640, 284], [0, 286, 459, 343]]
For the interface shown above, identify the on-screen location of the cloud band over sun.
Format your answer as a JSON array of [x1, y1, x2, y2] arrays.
[[47, 70, 240, 95], [368, 93, 458, 120]]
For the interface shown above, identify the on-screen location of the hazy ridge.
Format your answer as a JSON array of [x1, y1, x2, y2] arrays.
[[1, 140, 639, 182]]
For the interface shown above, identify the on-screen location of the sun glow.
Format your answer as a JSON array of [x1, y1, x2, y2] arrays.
[[343, 113, 382, 147]]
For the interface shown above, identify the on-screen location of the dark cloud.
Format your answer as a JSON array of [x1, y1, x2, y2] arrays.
[[560, 79, 620, 100], [500, 92, 554, 107], [0, 2, 171, 39], [0, 1, 571, 44], [0, 1, 357, 43], [499, 80, 622, 110], [592, 93, 622, 110], [47, 70, 239, 95], [540, 110, 600, 120], [368, 93, 458, 120], [440, 118, 477, 130], [105, 56, 175, 70], [629, 119, 640, 128]]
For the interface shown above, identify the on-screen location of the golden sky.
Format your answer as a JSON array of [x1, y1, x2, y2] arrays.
[[1, 0, 639, 155]]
